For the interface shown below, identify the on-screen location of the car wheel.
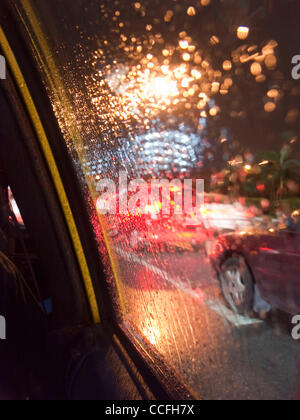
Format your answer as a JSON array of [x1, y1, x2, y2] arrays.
[[219, 257, 254, 315]]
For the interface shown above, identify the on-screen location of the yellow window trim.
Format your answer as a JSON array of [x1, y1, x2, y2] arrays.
[[0, 25, 101, 324]]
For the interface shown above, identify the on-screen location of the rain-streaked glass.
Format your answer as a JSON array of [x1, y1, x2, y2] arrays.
[[13, 0, 300, 399]]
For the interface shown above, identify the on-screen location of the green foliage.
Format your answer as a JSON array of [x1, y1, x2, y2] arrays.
[[215, 146, 300, 204]]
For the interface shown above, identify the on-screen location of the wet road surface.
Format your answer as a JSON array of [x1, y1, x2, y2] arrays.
[[113, 242, 300, 400]]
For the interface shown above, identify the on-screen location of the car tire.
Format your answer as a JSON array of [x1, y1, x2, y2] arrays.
[[219, 257, 254, 315]]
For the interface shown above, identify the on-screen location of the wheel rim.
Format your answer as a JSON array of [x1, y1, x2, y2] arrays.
[[221, 267, 246, 312]]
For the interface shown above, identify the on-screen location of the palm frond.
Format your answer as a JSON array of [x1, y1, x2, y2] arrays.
[[283, 159, 300, 170], [256, 150, 280, 164]]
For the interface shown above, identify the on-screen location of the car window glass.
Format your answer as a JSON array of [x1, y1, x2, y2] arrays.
[[13, 0, 300, 399]]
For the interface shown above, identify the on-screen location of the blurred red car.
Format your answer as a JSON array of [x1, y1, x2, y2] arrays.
[[211, 210, 300, 315]]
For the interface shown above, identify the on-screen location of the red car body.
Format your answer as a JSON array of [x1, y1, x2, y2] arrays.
[[211, 226, 300, 315]]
